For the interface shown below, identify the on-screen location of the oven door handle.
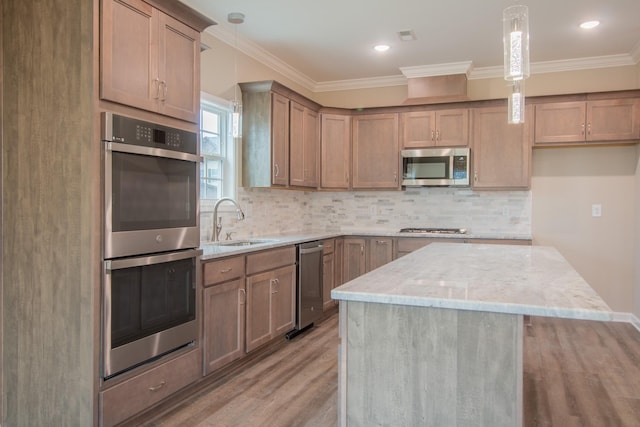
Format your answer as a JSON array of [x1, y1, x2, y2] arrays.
[[106, 141, 200, 163], [105, 249, 203, 272]]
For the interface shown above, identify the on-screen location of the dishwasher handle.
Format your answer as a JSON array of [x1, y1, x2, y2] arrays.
[[299, 245, 324, 255]]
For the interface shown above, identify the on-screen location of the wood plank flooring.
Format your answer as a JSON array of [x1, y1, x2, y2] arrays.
[[141, 314, 640, 427]]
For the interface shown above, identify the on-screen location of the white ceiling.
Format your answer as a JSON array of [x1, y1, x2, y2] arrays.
[[180, 0, 640, 92]]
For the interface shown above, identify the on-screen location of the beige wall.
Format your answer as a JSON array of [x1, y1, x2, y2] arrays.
[[531, 146, 638, 312], [201, 34, 640, 313]]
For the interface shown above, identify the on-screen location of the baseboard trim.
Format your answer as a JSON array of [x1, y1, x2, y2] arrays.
[[611, 312, 640, 332]]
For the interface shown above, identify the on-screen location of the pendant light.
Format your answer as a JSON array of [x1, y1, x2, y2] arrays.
[[228, 12, 244, 138], [508, 80, 525, 124], [503, 4, 530, 123]]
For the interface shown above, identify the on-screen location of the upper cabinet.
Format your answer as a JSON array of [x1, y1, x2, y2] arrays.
[[534, 98, 640, 145], [100, 0, 203, 123], [240, 81, 321, 188], [401, 108, 469, 148], [320, 113, 351, 189], [471, 105, 533, 190], [290, 102, 320, 188], [352, 113, 400, 189]]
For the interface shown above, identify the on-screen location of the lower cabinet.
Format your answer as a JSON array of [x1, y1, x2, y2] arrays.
[[367, 237, 394, 271], [99, 348, 201, 427], [322, 238, 336, 311], [246, 264, 296, 352], [342, 238, 366, 283], [203, 278, 245, 375], [202, 256, 246, 375]]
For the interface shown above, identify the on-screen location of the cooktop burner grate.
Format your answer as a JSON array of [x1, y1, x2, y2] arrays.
[[399, 227, 467, 234]]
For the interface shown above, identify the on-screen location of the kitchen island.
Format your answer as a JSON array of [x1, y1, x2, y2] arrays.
[[331, 243, 612, 427]]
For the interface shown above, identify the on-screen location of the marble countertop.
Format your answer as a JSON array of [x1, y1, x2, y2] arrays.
[[200, 230, 532, 260], [331, 242, 612, 321]]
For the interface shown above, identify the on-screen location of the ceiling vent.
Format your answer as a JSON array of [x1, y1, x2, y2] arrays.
[[397, 29, 416, 42]]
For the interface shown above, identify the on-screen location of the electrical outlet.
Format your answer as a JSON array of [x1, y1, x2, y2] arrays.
[[591, 204, 602, 217]]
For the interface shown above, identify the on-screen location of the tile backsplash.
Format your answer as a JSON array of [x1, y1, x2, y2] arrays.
[[201, 187, 531, 242]]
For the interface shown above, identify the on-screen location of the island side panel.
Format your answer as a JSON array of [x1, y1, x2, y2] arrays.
[[343, 301, 523, 427]]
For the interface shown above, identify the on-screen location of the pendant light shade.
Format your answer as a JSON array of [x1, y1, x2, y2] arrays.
[[508, 80, 525, 124], [503, 5, 530, 81], [228, 12, 245, 138]]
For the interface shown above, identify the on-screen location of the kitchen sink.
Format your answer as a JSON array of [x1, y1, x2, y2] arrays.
[[211, 239, 278, 247]]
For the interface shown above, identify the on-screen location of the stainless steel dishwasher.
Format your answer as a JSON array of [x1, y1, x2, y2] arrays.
[[286, 241, 323, 339]]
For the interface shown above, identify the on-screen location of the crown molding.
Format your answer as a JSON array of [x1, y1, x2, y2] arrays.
[[205, 26, 317, 92], [400, 61, 474, 78], [314, 75, 407, 92], [207, 26, 640, 92]]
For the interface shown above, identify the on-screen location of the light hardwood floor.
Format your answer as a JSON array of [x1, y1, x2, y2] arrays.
[[140, 314, 640, 427]]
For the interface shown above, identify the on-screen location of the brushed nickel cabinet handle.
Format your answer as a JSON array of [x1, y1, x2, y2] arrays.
[[160, 81, 167, 101], [239, 288, 246, 304], [436, 129, 441, 141], [149, 380, 166, 392], [581, 122, 585, 135], [152, 78, 160, 99], [220, 268, 232, 273], [431, 130, 435, 141], [274, 163, 280, 177], [376, 240, 388, 245], [587, 122, 592, 135]]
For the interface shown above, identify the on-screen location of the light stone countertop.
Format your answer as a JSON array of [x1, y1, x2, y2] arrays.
[[200, 230, 532, 260], [331, 242, 612, 321]]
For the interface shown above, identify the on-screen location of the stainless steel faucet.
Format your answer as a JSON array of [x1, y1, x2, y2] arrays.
[[212, 197, 245, 241]]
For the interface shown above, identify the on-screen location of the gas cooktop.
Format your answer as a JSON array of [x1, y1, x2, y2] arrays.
[[399, 227, 467, 234]]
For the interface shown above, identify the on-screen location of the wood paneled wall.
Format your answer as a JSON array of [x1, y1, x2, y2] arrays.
[[2, 0, 99, 425]]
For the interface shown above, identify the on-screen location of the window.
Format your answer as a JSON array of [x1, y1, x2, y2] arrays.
[[200, 94, 236, 200]]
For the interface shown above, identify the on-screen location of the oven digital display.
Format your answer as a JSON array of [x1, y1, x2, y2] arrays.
[[153, 128, 166, 145]]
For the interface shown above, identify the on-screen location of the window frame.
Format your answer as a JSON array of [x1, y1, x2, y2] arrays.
[[199, 92, 238, 201]]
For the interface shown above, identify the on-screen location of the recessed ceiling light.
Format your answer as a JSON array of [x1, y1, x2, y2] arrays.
[[580, 20, 600, 29], [374, 44, 390, 52]]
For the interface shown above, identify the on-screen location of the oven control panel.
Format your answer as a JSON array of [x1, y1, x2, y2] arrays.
[[101, 112, 198, 155]]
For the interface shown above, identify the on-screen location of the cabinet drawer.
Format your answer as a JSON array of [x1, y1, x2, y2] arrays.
[[203, 256, 245, 286], [246, 246, 296, 275], [322, 238, 335, 254], [100, 349, 201, 427]]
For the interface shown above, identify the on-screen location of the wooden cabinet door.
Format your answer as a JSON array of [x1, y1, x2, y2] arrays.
[[203, 279, 245, 375], [271, 93, 290, 186], [402, 111, 436, 148], [471, 106, 532, 189], [587, 99, 640, 141], [436, 109, 469, 147], [367, 238, 394, 272], [271, 265, 296, 336], [100, 0, 157, 113], [322, 253, 335, 311], [334, 238, 344, 288], [290, 103, 320, 188], [342, 238, 366, 283], [245, 271, 273, 352], [289, 102, 305, 186], [321, 113, 351, 189], [157, 13, 199, 122], [534, 101, 587, 144], [352, 114, 400, 189]]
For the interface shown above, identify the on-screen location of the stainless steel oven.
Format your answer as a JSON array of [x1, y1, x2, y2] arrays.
[[102, 112, 200, 259], [102, 249, 200, 379]]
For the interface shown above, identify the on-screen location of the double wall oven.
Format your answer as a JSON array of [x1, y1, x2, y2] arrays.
[[101, 113, 201, 379]]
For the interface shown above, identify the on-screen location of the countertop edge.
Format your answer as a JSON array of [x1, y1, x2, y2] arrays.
[[200, 231, 533, 260]]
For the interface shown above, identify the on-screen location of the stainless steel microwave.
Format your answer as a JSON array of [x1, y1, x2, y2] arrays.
[[401, 147, 470, 187]]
